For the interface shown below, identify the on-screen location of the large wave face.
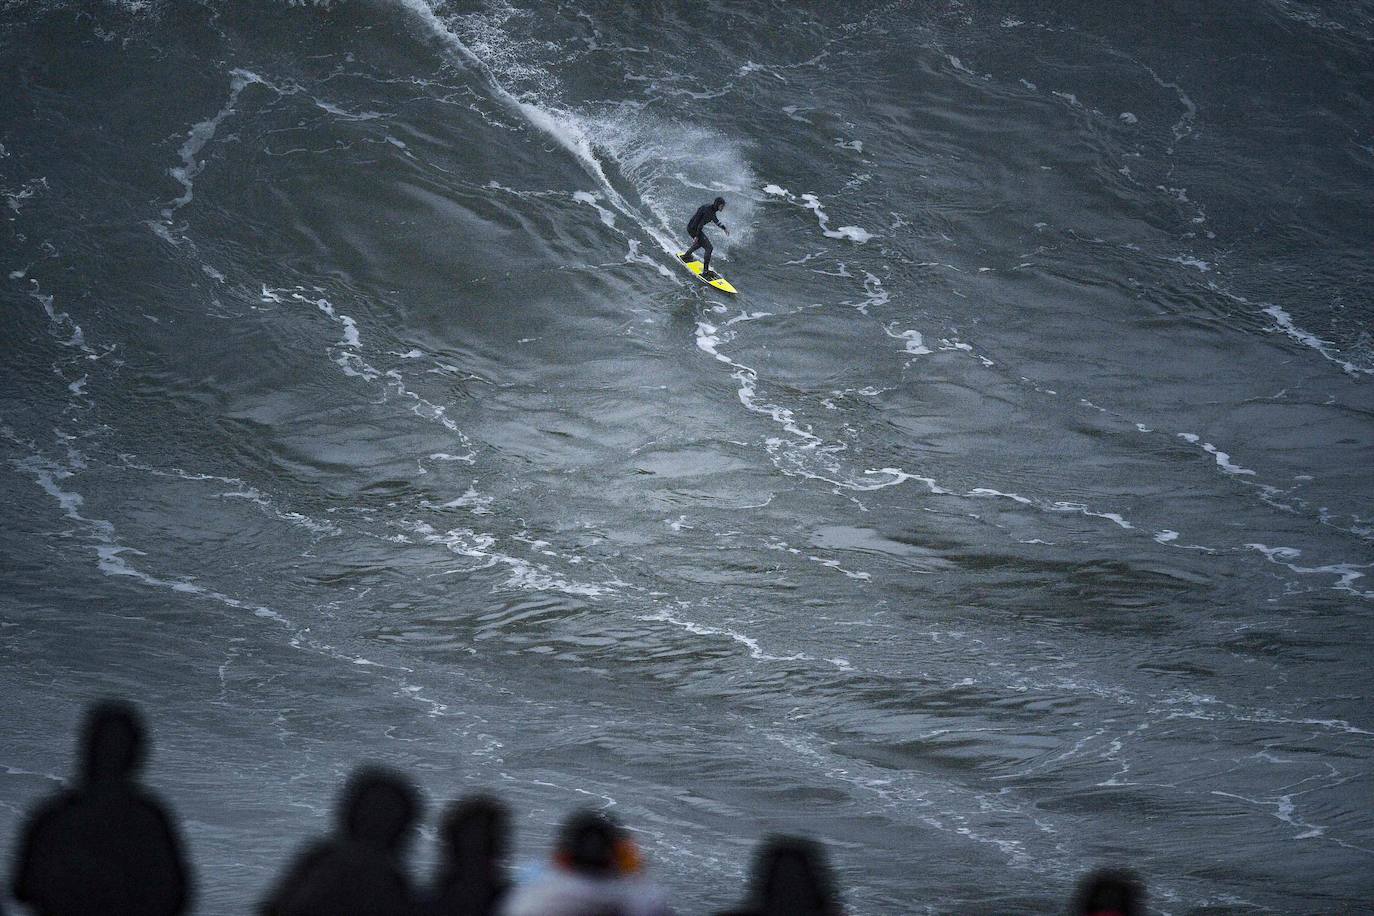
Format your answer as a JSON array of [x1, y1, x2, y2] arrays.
[[3, 1, 1373, 913]]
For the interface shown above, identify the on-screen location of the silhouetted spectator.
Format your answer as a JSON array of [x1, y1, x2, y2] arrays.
[[260, 765, 422, 916], [429, 795, 511, 916], [10, 700, 192, 916], [716, 835, 841, 916], [1069, 867, 1144, 916], [501, 809, 671, 916]]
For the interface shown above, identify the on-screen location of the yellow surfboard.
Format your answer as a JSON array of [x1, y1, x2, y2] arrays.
[[677, 253, 737, 294]]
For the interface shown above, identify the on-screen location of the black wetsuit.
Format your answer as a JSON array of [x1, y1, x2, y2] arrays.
[[684, 203, 726, 272]]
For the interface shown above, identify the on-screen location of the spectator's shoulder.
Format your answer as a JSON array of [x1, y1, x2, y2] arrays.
[[17, 787, 78, 836]]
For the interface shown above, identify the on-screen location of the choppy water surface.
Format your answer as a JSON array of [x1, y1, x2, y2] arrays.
[[3, 1, 1373, 912]]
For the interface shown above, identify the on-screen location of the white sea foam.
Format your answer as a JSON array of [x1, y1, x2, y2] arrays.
[[1142, 64, 1198, 148], [806, 555, 871, 581], [28, 282, 92, 354], [269, 285, 478, 457], [162, 69, 266, 223], [1148, 530, 1214, 552], [736, 373, 822, 445], [884, 323, 932, 356], [10, 446, 290, 625], [850, 271, 888, 315], [283, 290, 376, 378], [762, 185, 874, 243], [575, 190, 678, 277], [8, 444, 458, 726], [119, 458, 343, 537], [968, 487, 1035, 506], [572, 190, 617, 228], [421, 483, 494, 515], [303, 294, 361, 348], [767, 540, 872, 581], [1177, 433, 1257, 476], [1050, 502, 1134, 529], [408, 520, 610, 598], [960, 486, 1142, 534], [698, 318, 904, 491], [1168, 255, 1211, 272], [863, 468, 951, 495], [624, 239, 675, 278], [725, 310, 772, 327], [1263, 304, 1371, 376], [693, 320, 744, 369], [1247, 543, 1302, 562], [797, 192, 875, 243], [311, 97, 383, 121], [1246, 543, 1374, 597], [4, 176, 48, 214], [640, 608, 804, 662]]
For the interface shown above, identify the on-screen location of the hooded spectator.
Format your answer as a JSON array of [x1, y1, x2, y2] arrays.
[[717, 835, 842, 916], [429, 794, 511, 916], [10, 700, 192, 916], [1069, 867, 1145, 916], [260, 765, 421, 916]]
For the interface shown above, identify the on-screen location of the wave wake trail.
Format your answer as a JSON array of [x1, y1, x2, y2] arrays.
[[399, 0, 676, 250], [399, 0, 757, 260]]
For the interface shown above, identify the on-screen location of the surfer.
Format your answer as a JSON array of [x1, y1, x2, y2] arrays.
[[681, 196, 729, 279]]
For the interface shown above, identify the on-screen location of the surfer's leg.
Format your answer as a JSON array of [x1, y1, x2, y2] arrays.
[[699, 234, 713, 272]]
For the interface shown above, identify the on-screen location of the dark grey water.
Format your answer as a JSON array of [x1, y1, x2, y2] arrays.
[[3, 1, 1373, 912]]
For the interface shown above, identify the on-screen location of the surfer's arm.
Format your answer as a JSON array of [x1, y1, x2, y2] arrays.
[[714, 217, 729, 233]]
